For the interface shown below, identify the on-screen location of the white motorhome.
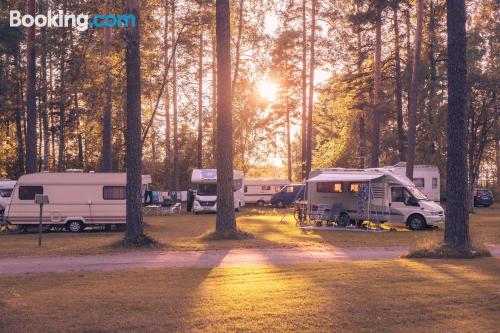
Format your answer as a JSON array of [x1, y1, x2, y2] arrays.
[[0, 180, 16, 214], [306, 168, 444, 230], [243, 178, 290, 206], [191, 169, 245, 214], [388, 162, 440, 202], [5, 172, 152, 232]]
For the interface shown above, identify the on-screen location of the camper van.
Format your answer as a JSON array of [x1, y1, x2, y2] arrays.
[[306, 168, 444, 230], [5, 172, 152, 232], [191, 169, 245, 214], [0, 180, 16, 215], [389, 162, 440, 202], [270, 184, 305, 208], [243, 179, 290, 206]]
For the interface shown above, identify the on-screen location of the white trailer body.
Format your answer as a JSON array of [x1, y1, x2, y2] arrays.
[[243, 178, 290, 206], [306, 168, 445, 230], [389, 163, 440, 202], [0, 180, 16, 213], [5, 173, 152, 231], [191, 169, 245, 213]]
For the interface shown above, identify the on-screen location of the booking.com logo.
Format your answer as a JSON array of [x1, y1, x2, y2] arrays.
[[10, 10, 136, 31]]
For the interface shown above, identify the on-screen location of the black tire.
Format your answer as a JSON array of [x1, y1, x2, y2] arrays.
[[338, 213, 349, 227], [276, 200, 285, 208], [66, 220, 84, 233], [407, 214, 426, 231], [104, 224, 112, 232], [484, 204, 491, 208], [256, 200, 265, 207]]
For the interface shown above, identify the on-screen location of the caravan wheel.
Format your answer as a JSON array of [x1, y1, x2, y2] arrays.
[[66, 220, 84, 233], [256, 200, 265, 207]]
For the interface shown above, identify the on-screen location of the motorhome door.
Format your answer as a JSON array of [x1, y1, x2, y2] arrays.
[[389, 187, 416, 223]]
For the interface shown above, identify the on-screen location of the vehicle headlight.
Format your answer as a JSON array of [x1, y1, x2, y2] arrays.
[[431, 211, 441, 216]]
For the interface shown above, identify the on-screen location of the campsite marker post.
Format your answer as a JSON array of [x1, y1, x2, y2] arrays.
[[35, 194, 49, 247]]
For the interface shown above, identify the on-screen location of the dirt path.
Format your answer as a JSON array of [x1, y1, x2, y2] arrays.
[[1, 245, 499, 275]]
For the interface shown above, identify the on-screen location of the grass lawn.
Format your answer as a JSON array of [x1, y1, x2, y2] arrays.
[[0, 258, 499, 332], [0, 206, 498, 257]]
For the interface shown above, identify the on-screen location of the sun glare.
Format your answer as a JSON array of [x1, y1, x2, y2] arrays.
[[258, 80, 278, 102]]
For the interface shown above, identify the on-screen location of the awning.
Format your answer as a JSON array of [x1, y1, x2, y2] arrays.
[[306, 173, 384, 183]]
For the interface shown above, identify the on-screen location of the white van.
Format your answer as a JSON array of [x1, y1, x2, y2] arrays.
[[191, 169, 245, 214], [389, 162, 440, 202], [243, 179, 290, 206], [0, 180, 16, 214], [5, 172, 152, 232], [306, 168, 444, 230]]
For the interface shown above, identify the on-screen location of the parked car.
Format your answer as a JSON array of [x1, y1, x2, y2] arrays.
[[473, 188, 494, 207], [270, 184, 305, 208]]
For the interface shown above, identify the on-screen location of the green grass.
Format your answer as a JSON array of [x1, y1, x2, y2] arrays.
[[0, 258, 498, 332], [0, 207, 498, 257]]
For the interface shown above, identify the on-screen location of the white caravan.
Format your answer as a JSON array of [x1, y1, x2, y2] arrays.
[[388, 162, 440, 202], [191, 169, 245, 214], [243, 178, 290, 206], [5, 172, 152, 232], [306, 168, 444, 230], [0, 180, 16, 214]]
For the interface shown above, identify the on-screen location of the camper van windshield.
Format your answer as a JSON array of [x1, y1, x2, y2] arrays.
[[197, 184, 217, 196], [407, 186, 428, 200]]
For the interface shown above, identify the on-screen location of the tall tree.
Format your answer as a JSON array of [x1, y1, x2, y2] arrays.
[[25, 0, 37, 174], [301, 0, 307, 180], [305, 0, 316, 177], [406, 0, 424, 180], [101, 0, 113, 172], [197, 4, 205, 169], [215, 0, 237, 234], [58, 0, 68, 171], [444, 0, 470, 249], [172, 1, 179, 190], [164, 0, 171, 189], [370, 5, 382, 168], [393, 5, 405, 161], [124, 0, 145, 242]]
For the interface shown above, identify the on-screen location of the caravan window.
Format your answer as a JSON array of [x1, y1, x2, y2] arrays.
[[432, 177, 438, 189], [103, 186, 126, 200], [261, 186, 271, 191], [317, 182, 343, 193], [349, 183, 359, 193], [414, 178, 425, 188], [19, 186, 43, 200]]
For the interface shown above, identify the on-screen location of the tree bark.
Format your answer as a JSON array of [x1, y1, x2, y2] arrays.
[[198, 5, 205, 169], [211, 16, 217, 165], [14, 45, 25, 177], [172, 1, 179, 190], [124, 0, 144, 242], [301, 0, 307, 180], [231, 0, 244, 100], [444, 0, 470, 249], [40, 15, 50, 172], [25, 0, 37, 174], [215, 0, 236, 234], [406, 0, 424, 180], [57, 0, 68, 172], [305, 0, 316, 177], [164, 0, 171, 189], [102, 0, 113, 172], [393, 6, 405, 162], [371, 7, 382, 168]]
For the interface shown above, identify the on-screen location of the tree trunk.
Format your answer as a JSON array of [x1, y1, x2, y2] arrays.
[[301, 0, 307, 180], [74, 93, 84, 169], [197, 6, 204, 169], [58, 0, 68, 172], [14, 45, 25, 177], [40, 20, 50, 172], [444, 0, 470, 249], [172, 1, 179, 190], [25, 0, 37, 174], [124, 0, 144, 242], [371, 7, 382, 168], [102, 0, 113, 172], [393, 6, 405, 162], [427, 0, 437, 126], [358, 117, 366, 169], [211, 17, 217, 165], [305, 0, 316, 177], [231, 0, 244, 100], [406, 0, 424, 180], [164, 0, 171, 189], [215, 0, 236, 234]]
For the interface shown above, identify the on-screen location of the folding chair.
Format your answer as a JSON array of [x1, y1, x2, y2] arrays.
[[326, 203, 342, 227], [311, 204, 328, 226]]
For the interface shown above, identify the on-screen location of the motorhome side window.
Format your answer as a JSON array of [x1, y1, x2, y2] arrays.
[[261, 186, 271, 191], [233, 179, 243, 191], [414, 178, 425, 187], [317, 182, 343, 193], [103, 186, 126, 200], [432, 177, 438, 189], [19, 186, 43, 200], [349, 183, 359, 192]]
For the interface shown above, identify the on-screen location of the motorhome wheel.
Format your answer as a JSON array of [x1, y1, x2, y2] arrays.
[[256, 200, 265, 207], [66, 220, 84, 233], [338, 213, 349, 227], [408, 214, 426, 231]]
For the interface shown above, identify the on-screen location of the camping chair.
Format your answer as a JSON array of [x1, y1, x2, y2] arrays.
[[311, 204, 329, 226], [326, 203, 342, 227], [170, 202, 182, 215]]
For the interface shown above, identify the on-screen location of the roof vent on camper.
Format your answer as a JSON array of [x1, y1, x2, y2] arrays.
[[66, 169, 84, 173]]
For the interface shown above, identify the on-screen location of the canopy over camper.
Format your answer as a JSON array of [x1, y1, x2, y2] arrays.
[[191, 169, 245, 213], [306, 168, 444, 230]]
